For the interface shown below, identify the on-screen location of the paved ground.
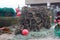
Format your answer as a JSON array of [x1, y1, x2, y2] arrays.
[[0, 34, 60, 40], [0, 34, 15, 40], [0, 24, 60, 40]]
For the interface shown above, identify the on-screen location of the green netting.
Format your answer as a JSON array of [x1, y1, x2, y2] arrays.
[[0, 7, 16, 17], [12, 28, 54, 40], [0, 8, 16, 26], [54, 25, 60, 37]]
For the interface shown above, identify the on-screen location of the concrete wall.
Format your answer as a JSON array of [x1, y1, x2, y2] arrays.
[[25, 0, 60, 5]]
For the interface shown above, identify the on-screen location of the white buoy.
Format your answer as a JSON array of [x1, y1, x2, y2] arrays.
[[47, 2, 50, 9]]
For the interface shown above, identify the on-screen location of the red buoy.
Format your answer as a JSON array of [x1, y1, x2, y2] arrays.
[[17, 12, 21, 16], [22, 29, 29, 36], [57, 20, 60, 22], [16, 8, 20, 13]]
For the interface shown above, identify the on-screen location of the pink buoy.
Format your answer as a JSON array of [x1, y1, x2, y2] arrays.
[[54, 19, 57, 23], [22, 29, 29, 36], [0, 27, 5, 30]]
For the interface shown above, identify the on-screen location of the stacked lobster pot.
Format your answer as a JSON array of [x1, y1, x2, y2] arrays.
[[18, 6, 51, 31]]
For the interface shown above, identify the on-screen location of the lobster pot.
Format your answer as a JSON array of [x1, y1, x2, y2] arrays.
[[19, 6, 51, 31]]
